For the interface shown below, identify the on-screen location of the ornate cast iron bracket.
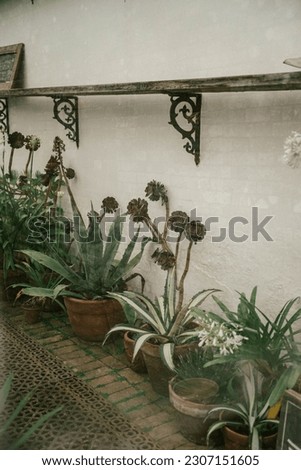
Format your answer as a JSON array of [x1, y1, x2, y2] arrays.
[[169, 93, 202, 165], [52, 96, 79, 147], [0, 98, 9, 135]]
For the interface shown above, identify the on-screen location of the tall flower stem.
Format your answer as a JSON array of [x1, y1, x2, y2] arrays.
[[162, 199, 170, 240], [60, 159, 84, 225], [24, 150, 33, 176], [176, 240, 193, 313], [145, 217, 173, 255], [8, 148, 14, 178], [174, 232, 183, 288]]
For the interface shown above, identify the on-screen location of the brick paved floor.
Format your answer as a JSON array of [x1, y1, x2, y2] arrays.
[[0, 299, 207, 450]]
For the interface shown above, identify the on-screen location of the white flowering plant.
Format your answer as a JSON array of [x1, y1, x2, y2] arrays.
[[197, 315, 247, 356], [192, 286, 301, 378]]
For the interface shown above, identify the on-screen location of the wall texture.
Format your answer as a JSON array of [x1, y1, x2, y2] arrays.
[[1, 0, 301, 315]]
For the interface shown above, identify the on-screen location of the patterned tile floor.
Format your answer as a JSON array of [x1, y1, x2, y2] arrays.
[[0, 300, 206, 450]]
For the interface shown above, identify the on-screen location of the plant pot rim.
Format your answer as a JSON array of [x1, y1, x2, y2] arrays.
[[64, 295, 116, 304], [169, 376, 220, 416]]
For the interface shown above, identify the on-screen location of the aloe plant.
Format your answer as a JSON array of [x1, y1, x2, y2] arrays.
[[20, 207, 148, 300], [103, 269, 219, 370], [0, 373, 62, 449], [206, 362, 301, 450]]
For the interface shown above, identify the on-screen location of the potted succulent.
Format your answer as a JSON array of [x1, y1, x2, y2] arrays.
[[103, 180, 218, 394], [104, 268, 218, 395], [206, 361, 301, 450], [20, 198, 148, 341], [20, 209, 148, 340]]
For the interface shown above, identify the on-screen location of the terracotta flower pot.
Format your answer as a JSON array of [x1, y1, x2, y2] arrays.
[[22, 305, 41, 324], [123, 330, 147, 373], [64, 296, 125, 342], [223, 425, 278, 450], [141, 341, 197, 396], [169, 377, 220, 444]]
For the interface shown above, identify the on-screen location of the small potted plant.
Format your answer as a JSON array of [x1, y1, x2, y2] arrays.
[[206, 361, 301, 450], [104, 268, 218, 395], [12, 258, 65, 313], [192, 286, 301, 379], [168, 349, 231, 445]]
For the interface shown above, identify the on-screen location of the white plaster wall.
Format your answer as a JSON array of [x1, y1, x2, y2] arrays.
[[1, 0, 301, 316]]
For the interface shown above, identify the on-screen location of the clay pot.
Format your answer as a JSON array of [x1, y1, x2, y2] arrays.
[[169, 377, 220, 444], [22, 306, 41, 324], [123, 330, 147, 373], [223, 425, 277, 450], [141, 340, 197, 396], [64, 296, 125, 342]]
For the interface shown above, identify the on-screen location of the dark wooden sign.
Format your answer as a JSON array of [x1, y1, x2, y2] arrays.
[[277, 389, 301, 450], [0, 43, 24, 90]]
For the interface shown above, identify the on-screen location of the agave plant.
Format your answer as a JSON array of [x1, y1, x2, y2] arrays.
[[103, 268, 219, 370], [206, 362, 301, 450], [19, 201, 148, 300]]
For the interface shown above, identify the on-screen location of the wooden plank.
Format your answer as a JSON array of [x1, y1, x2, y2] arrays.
[[1, 71, 301, 97]]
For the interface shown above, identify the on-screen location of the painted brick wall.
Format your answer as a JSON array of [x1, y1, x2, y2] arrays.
[[1, 0, 301, 316]]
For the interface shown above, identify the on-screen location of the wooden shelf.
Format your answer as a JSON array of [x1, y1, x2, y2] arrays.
[[0, 70, 301, 97], [1, 70, 300, 166]]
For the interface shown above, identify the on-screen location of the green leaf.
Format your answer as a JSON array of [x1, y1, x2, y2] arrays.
[[102, 324, 146, 345], [101, 215, 124, 281], [207, 404, 247, 423], [160, 342, 175, 371], [133, 332, 160, 360], [0, 374, 13, 416], [9, 405, 63, 450], [251, 426, 260, 450], [1, 389, 35, 435], [109, 228, 142, 285], [20, 250, 80, 285], [263, 365, 301, 413], [109, 292, 165, 334]]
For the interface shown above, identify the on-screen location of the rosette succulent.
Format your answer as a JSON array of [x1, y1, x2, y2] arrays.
[[127, 180, 207, 313], [102, 196, 119, 214], [168, 210, 189, 233], [7, 131, 25, 177], [127, 198, 149, 223], [185, 220, 206, 243]]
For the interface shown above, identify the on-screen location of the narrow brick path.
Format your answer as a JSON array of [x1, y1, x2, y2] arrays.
[[0, 300, 205, 450]]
